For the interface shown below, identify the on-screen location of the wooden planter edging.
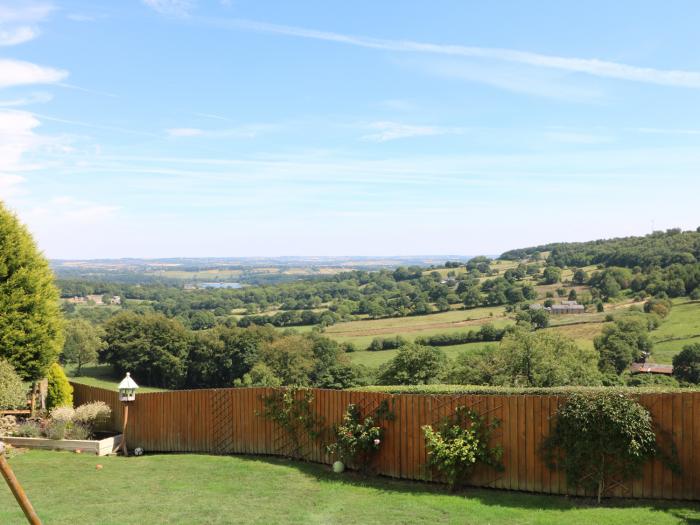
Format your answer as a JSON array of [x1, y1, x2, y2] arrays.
[[0, 434, 122, 456]]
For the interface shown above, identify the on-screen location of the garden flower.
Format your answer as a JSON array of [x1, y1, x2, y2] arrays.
[[373, 439, 381, 445]]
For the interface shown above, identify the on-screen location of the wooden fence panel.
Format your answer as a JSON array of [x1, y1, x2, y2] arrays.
[[70, 383, 700, 501]]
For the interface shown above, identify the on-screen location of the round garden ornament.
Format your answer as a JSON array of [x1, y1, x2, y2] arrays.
[[332, 461, 345, 473]]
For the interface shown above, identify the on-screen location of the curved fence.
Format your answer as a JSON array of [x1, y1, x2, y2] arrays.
[[71, 383, 700, 500]]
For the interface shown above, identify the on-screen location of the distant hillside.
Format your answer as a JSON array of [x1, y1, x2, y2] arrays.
[[499, 229, 700, 268]]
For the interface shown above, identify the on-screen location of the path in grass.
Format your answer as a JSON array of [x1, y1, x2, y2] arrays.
[[1, 451, 698, 525]]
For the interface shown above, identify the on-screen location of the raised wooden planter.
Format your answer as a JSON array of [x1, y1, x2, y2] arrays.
[[0, 434, 122, 456]]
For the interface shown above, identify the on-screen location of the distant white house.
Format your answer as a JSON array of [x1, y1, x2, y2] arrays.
[[530, 301, 585, 314]]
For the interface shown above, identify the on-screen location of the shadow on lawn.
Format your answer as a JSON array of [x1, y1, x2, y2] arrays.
[[233, 455, 700, 523]]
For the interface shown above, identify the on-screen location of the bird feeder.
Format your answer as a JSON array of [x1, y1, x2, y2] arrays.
[[118, 372, 139, 402], [115, 373, 139, 457]]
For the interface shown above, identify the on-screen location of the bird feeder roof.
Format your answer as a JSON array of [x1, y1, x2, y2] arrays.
[[118, 372, 139, 390]]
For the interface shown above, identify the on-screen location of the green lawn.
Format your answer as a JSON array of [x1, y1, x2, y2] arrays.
[[65, 364, 169, 393], [651, 299, 700, 363], [1, 451, 698, 524]]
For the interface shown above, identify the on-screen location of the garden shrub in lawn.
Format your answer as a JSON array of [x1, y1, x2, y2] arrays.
[[422, 406, 502, 490], [543, 391, 678, 502]]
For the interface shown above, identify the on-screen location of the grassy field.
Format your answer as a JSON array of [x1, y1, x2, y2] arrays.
[[322, 306, 510, 349], [349, 341, 491, 368], [651, 299, 700, 364], [65, 364, 169, 393], [1, 451, 698, 525]]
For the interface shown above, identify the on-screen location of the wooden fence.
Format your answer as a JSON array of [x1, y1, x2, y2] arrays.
[[72, 383, 700, 501]]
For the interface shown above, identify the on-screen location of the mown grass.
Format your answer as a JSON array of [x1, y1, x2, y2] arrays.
[[1, 451, 698, 525], [65, 364, 169, 393], [651, 299, 700, 364]]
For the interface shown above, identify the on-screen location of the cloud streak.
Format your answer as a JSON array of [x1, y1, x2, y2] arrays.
[[212, 18, 700, 88], [0, 59, 68, 88], [362, 121, 462, 142]]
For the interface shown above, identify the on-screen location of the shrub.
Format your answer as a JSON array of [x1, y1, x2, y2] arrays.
[[543, 392, 672, 502], [73, 401, 112, 427], [46, 363, 73, 410], [13, 420, 41, 438], [422, 406, 502, 490], [672, 343, 700, 384], [327, 401, 394, 472], [45, 419, 69, 440], [0, 415, 17, 436], [0, 359, 27, 409]]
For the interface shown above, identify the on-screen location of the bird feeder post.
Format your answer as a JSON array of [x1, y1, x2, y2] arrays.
[[115, 372, 139, 457], [0, 441, 42, 525]]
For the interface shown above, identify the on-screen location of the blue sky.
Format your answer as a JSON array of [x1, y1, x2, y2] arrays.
[[1, 0, 699, 259]]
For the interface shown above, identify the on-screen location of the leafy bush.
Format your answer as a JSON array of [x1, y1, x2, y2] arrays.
[[13, 420, 41, 438], [43, 402, 111, 440], [45, 418, 69, 440], [422, 406, 502, 490], [73, 401, 112, 429], [0, 359, 27, 409], [672, 343, 700, 384], [46, 363, 73, 410], [0, 415, 17, 436], [327, 401, 394, 471], [543, 392, 673, 502]]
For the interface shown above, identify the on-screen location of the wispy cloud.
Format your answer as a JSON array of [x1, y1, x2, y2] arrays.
[[0, 92, 53, 107], [211, 18, 700, 89], [0, 59, 68, 88], [0, 2, 54, 46], [143, 0, 195, 17], [544, 131, 615, 144], [166, 124, 277, 139], [362, 121, 462, 142], [411, 59, 603, 102], [167, 127, 204, 137], [633, 127, 700, 136]]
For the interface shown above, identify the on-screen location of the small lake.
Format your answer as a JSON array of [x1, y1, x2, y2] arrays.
[[200, 282, 242, 289]]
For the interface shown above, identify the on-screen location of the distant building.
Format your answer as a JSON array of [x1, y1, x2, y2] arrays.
[[629, 363, 674, 376], [109, 295, 121, 305], [530, 301, 585, 314], [550, 301, 585, 314], [86, 294, 104, 305], [66, 296, 86, 305]]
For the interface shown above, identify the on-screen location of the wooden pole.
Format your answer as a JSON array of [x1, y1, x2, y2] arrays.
[[0, 442, 42, 525], [119, 404, 129, 457]]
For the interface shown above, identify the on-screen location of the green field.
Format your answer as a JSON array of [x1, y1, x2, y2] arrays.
[[65, 364, 169, 393], [323, 306, 510, 349], [349, 340, 491, 368], [2, 451, 698, 524], [651, 299, 700, 363]]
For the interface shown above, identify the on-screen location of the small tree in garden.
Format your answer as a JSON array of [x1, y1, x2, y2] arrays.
[[260, 388, 325, 460], [327, 400, 394, 472], [543, 392, 675, 502], [422, 406, 502, 490], [46, 363, 73, 410], [0, 359, 26, 410], [62, 319, 106, 375]]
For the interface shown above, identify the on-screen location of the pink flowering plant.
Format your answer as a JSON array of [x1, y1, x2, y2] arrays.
[[327, 400, 394, 472]]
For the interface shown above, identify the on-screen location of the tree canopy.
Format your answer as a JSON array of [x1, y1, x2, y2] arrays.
[[0, 202, 63, 380]]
